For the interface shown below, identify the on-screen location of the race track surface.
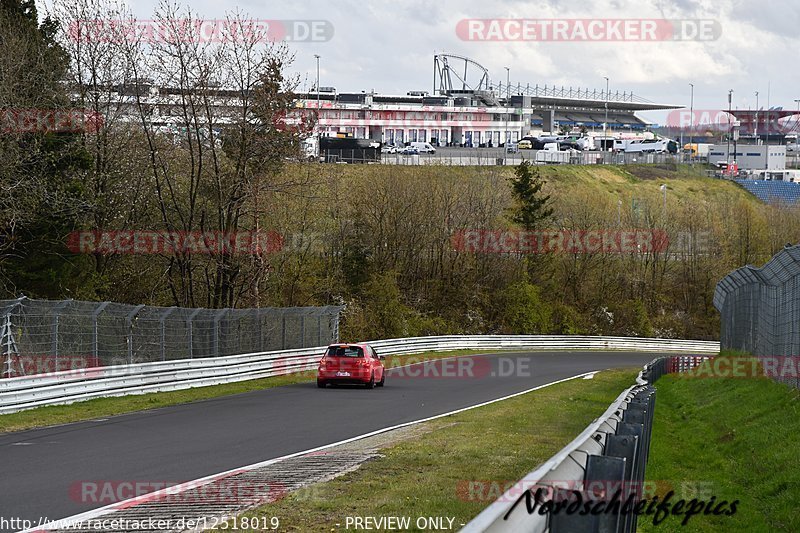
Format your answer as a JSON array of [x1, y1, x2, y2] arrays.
[[0, 351, 660, 528]]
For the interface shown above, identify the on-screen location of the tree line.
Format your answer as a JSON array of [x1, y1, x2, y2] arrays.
[[2, 0, 796, 341]]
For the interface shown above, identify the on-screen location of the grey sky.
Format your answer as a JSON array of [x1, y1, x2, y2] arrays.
[[44, 0, 800, 124]]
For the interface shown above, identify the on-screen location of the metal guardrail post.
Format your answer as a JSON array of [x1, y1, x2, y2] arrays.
[[605, 434, 639, 533], [91, 302, 111, 362], [187, 308, 202, 359], [125, 304, 145, 364], [159, 307, 177, 361]]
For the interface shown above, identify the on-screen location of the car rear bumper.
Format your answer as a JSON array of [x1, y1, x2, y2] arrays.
[[317, 370, 371, 383]]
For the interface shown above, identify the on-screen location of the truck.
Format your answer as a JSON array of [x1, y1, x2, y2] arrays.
[[618, 138, 671, 154], [535, 143, 579, 164], [683, 143, 712, 159]]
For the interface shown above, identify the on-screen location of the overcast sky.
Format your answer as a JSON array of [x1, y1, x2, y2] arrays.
[[43, 0, 800, 124]]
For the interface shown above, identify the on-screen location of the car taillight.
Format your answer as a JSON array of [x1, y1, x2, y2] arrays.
[[319, 357, 327, 369], [359, 358, 371, 366]]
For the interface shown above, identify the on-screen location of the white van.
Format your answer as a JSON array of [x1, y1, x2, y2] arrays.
[[410, 142, 436, 154]]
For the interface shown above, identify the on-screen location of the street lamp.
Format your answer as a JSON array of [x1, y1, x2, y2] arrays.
[[755, 91, 759, 141], [314, 54, 321, 134], [688, 83, 694, 163], [727, 90, 733, 167], [505, 66, 510, 149], [794, 98, 800, 136], [603, 76, 609, 143]]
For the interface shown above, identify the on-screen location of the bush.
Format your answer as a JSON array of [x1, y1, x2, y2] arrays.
[[498, 282, 552, 334]]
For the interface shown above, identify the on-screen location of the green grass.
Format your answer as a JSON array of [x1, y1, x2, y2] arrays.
[[641, 372, 800, 532], [212, 368, 641, 532], [0, 349, 499, 435]]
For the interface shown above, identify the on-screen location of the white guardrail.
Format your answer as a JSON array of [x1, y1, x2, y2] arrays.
[[0, 335, 718, 415], [462, 357, 663, 533]]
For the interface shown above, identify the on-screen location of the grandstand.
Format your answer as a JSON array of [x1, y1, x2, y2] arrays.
[[734, 179, 800, 205]]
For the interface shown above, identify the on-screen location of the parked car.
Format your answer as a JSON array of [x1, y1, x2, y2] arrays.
[[317, 343, 385, 388], [517, 139, 533, 150], [381, 145, 399, 154], [400, 146, 420, 155]]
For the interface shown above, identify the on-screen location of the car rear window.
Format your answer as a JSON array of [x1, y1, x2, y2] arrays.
[[326, 346, 364, 358]]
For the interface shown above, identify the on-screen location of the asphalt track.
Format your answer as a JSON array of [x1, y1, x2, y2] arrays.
[[0, 350, 660, 528]]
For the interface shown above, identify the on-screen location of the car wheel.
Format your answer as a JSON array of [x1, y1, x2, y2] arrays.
[[317, 380, 326, 388], [377, 373, 385, 387], [365, 373, 375, 389]]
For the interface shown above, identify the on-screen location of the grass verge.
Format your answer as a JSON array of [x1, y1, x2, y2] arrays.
[[641, 371, 800, 532], [0, 349, 502, 435], [212, 367, 641, 532]]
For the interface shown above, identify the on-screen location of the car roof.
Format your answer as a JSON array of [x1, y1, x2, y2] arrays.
[[328, 343, 368, 348]]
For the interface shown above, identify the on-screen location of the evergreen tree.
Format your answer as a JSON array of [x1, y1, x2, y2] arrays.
[[507, 161, 553, 230]]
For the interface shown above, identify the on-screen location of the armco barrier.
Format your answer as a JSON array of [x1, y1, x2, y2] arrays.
[[0, 336, 718, 415], [461, 356, 697, 533]]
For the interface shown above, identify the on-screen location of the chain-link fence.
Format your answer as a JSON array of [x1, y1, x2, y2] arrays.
[[1, 297, 342, 378], [714, 245, 800, 388]]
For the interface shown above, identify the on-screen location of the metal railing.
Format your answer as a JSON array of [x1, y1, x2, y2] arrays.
[[492, 83, 652, 104], [462, 355, 703, 532], [0, 297, 342, 378], [714, 244, 800, 388], [0, 335, 718, 414], [373, 150, 681, 166]]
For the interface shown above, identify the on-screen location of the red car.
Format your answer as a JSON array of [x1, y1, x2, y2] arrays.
[[317, 343, 386, 389]]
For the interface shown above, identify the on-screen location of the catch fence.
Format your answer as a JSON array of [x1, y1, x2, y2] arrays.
[[714, 244, 800, 388], [0, 297, 342, 377]]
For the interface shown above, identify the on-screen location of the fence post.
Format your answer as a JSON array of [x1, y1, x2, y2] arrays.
[[213, 308, 229, 357], [187, 308, 203, 359], [125, 304, 145, 365], [331, 310, 340, 343], [281, 313, 287, 350], [300, 313, 306, 348], [91, 302, 111, 363], [2, 297, 25, 378], [2, 313, 15, 378], [159, 307, 177, 361], [256, 308, 264, 352], [51, 299, 72, 371]]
